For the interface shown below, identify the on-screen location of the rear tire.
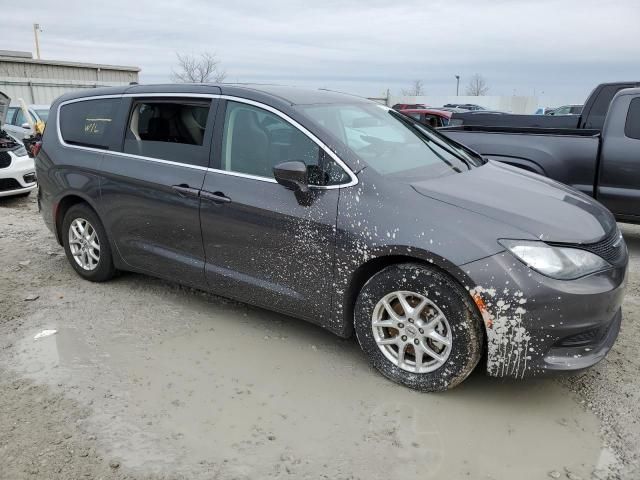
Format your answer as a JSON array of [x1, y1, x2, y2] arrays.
[[354, 263, 483, 392], [62, 203, 116, 282]]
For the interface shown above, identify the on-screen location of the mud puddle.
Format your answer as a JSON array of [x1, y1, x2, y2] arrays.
[[8, 283, 616, 479]]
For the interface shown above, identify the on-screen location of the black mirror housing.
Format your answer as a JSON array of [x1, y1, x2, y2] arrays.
[[273, 161, 309, 193]]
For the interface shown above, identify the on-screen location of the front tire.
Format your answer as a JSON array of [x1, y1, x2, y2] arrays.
[[354, 263, 483, 392], [62, 203, 116, 282]]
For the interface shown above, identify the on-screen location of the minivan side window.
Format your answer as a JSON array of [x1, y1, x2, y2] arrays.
[[625, 98, 640, 140], [123, 99, 211, 166], [220, 101, 350, 186], [6, 107, 17, 124], [59, 99, 118, 149]]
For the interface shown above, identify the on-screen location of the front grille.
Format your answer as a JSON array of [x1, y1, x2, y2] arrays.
[[553, 227, 626, 266], [557, 327, 602, 347], [0, 151, 11, 169], [0, 178, 21, 192], [556, 314, 617, 348]]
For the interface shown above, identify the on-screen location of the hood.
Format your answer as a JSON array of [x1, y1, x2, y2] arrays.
[[411, 161, 616, 244], [0, 91, 10, 126]]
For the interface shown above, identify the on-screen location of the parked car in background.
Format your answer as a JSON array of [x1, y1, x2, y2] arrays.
[[0, 92, 37, 198], [443, 103, 486, 111], [432, 107, 468, 113], [398, 108, 452, 127], [450, 81, 639, 129], [454, 110, 507, 116], [441, 88, 640, 222], [36, 84, 626, 391], [548, 104, 583, 115], [534, 107, 556, 115], [391, 103, 429, 110], [3, 104, 50, 139]]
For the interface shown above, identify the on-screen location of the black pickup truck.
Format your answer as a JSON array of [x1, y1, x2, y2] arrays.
[[450, 81, 640, 131], [440, 87, 640, 222]]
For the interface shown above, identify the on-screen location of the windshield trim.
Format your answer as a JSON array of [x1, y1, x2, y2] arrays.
[[385, 107, 484, 167]]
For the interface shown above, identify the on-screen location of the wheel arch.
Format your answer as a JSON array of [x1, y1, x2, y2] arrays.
[[341, 251, 479, 339], [53, 193, 101, 245]]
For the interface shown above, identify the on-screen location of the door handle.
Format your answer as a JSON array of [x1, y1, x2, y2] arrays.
[[172, 184, 200, 198], [201, 190, 231, 204]]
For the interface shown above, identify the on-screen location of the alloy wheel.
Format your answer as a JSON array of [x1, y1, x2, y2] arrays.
[[371, 290, 453, 373], [68, 218, 100, 271]]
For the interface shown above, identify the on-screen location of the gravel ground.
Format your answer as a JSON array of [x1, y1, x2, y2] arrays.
[[1, 194, 639, 479]]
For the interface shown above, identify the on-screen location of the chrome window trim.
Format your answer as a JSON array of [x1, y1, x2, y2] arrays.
[[56, 93, 358, 189], [103, 150, 209, 171], [218, 95, 357, 189]]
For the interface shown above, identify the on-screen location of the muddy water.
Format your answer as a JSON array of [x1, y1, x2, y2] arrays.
[[11, 283, 611, 479]]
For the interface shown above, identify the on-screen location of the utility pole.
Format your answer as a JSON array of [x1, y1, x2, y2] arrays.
[[33, 23, 42, 59], [455, 75, 460, 96]]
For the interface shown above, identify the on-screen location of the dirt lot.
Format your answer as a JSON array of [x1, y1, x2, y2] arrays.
[[1, 194, 639, 480]]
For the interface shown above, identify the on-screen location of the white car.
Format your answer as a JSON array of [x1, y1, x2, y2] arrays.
[[3, 104, 50, 140], [0, 92, 37, 198]]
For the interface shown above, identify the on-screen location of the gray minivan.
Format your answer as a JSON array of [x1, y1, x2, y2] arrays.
[[36, 84, 627, 391]]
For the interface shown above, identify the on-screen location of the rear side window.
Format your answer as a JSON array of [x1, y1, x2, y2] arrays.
[[5, 107, 16, 124], [625, 98, 640, 140], [59, 99, 118, 149], [124, 99, 212, 166], [584, 85, 622, 129], [423, 114, 442, 128]]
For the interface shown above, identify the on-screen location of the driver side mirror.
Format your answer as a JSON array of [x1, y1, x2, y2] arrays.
[[273, 161, 310, 194], [21, 122, 31, 129]]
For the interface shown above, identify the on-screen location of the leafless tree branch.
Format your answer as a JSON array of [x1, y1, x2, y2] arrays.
[[171, 52, 227, 83], [465, 74, 489, 96], [401, 79, 425, 96]]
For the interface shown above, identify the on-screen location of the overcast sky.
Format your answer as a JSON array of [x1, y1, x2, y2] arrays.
[[4, 0, 640, 103]]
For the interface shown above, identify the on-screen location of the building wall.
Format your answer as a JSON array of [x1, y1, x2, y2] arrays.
[[0, 56, 139, 105], [387, 95, 539, 114]]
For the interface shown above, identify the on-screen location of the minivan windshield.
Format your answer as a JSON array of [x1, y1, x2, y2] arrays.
[[299, 103, 482, 179]]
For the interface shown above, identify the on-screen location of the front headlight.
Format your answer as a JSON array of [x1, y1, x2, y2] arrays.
[[499, 239, 611, 280]]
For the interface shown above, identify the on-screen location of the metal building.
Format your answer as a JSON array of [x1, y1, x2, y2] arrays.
[[0, 50, 139, 105]]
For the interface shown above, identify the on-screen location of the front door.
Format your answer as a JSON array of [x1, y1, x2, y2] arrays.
[[200, 99, 352, 322], [99, 95, 218, 287]]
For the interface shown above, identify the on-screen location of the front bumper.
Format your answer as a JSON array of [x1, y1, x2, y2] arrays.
[[462, 248, 627, 378], [0, 152, 36, 198]]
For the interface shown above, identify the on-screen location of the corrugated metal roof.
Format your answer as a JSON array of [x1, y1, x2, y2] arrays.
[[0, 55, 140, 105], [0, 56, 140, 72], [0, 50, 33, 59]]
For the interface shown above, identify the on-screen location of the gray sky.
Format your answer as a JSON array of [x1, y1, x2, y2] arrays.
[[5, 0, 640, 102]]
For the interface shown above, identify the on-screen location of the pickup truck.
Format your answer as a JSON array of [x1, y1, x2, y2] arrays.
[[440, 88, 640, 222], [450, 81, 639, 131]]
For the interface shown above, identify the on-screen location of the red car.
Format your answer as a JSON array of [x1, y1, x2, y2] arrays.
[[391, 103, 430, 110], [399, 108, 452, 128]]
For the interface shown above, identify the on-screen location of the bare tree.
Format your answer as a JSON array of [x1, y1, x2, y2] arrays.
[[171, 52, 227, 83], [401, 79, 425, 96], [465, 74, 489, 96]]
